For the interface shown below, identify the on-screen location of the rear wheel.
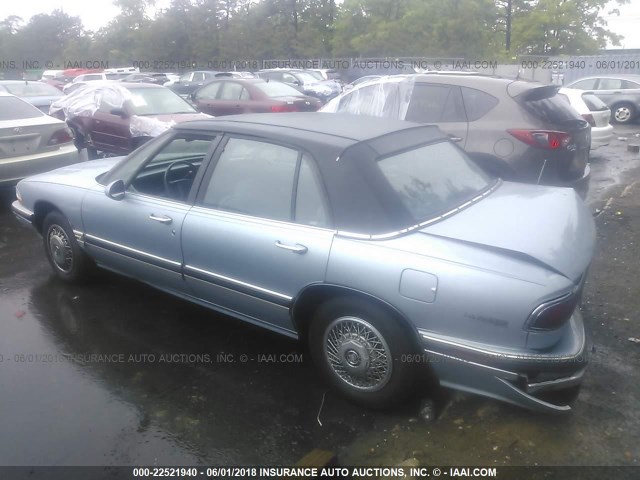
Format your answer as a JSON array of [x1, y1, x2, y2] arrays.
[[309, 297, 417, 408], [612, 103, 636, 124], [42, 211, 94, 283]]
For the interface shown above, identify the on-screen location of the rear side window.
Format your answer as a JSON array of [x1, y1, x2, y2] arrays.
[[581, 94, 608, 112], [378, 141, 491, 220], [598, 78, 623, 90], [461, 87, 498, 121], [406, 84, 466, 123], [0, 96, 44, 120], [195, 82, 222, 100], [623, 80, 640, 89]]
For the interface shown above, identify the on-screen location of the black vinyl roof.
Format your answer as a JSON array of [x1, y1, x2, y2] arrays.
[[177, 112, 445, 145], [178, 112, 450, 234]]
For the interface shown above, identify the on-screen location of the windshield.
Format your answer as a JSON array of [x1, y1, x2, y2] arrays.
[[127, 87, 196, 115], [378, 142, 492, 221], [0, 96, 45, 120], [254, 81, 304, 97], [3, 82, 62, 97]]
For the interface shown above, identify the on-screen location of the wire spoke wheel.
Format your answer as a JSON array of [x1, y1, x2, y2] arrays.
[[323, 316, 392, 392], [47, 225, 74, 273]]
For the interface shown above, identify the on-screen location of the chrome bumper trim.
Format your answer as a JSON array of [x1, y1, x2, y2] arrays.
[[11, 201, 34, 223], [418, 328, 585, 363], [527, 368, 586, 394]]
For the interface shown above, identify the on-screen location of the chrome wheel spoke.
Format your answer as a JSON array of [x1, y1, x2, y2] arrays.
[[48, 225, 73, 273], [323, 316, 392, 392]]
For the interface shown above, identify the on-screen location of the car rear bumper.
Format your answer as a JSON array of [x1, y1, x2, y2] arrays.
[[590, 125, 614, 149], [563, 163, 590, 200], [418, 310, 588, 413], [0, 144, 80, 187]]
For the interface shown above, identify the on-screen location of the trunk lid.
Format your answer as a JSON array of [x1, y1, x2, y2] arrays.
[[420, 182, 595, 281], [0, 115, 67, 159]]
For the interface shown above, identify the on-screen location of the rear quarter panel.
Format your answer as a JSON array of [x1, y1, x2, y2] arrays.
[[325, 234, 573, 351]]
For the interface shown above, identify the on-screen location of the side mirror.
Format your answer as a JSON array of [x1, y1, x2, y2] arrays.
[[105, 180, 126, 201], [110, 108, 128, 118]]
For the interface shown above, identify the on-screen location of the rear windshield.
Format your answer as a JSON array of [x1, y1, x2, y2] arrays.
[[127, 87, 196, 115], [3, 82, 62, 97], [524, 93, 583, 125], [581, 94, 608, 111], [254, 81, 304, 97], [0, 96, 44, 120], [378, 141, 492, 221]]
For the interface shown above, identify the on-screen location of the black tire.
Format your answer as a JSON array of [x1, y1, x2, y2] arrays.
[[611, 102, 636, 124], [308, 296, 417, 409], [42, 211, 94, 283]]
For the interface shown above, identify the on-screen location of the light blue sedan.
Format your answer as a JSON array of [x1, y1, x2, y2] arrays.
[[12, 113, 595, 412]]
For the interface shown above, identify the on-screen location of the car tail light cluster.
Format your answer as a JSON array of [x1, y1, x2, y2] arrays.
[[48, 127, 74, 146], [581, 114, 596, 127], [527, 292, 579, 331], [507, 129, 572, 149], [271, 104, 299, 113]]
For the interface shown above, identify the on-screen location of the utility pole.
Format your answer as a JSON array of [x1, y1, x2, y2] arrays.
[[506, 0, 512, 51]]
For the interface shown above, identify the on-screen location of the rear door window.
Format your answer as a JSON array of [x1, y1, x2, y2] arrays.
[[219, 82, 244, 100], [405, 84, 466, 123], [570, 78, 597, 90]]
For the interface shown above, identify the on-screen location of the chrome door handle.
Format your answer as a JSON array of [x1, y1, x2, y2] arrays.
[[149, 214, 173, 224], [275, 241, 308, 254], [448, 135, 463, 142]]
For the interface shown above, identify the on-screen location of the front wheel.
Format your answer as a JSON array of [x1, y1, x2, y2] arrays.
[[309, 297, 417, 409], [43, 211, 94, 283], [612, 103, 636, 124]]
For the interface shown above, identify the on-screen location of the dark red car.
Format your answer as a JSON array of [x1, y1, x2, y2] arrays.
[[190, 78, 322, 116], [51, 82, 209, 157]]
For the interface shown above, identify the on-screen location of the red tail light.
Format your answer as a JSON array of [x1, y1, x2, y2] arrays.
[[48, 127, 74, 146], [527, 293, 579, 331], [271, 104, 299, 113], [507, 129, 572, 150], [581, 114, 596, 127]]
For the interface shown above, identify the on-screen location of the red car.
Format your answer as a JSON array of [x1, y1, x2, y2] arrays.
[[191, 78, 322, 116], [51, 82, 209, 157]]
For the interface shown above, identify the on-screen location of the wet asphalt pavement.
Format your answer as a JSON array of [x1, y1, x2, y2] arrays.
[[1, 125, 640, 473]]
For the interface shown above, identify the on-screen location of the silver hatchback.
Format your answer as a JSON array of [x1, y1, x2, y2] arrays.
[[12, 113, 595, 413]]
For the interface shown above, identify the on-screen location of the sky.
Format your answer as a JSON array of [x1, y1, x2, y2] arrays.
[[3, 0, 640, 49]]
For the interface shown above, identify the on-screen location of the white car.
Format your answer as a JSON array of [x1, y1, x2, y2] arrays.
[[558, 87, 614, 149]]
